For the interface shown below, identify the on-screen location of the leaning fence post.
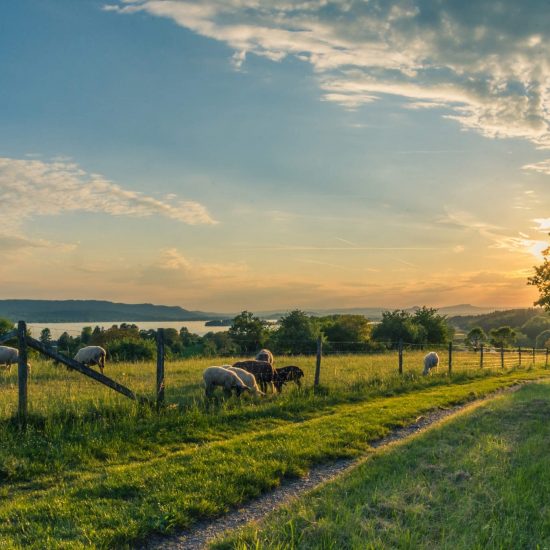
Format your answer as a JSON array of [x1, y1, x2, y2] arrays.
[[156, 328, 165, 410], [480, 344, 484, 368], [398, 339, 403, 375], [448, 341, 453, 375], [314, 336, 322, 388], [17, 320, 28, 426], [500, 346, 505, 368], [518, 346, 522, 367]]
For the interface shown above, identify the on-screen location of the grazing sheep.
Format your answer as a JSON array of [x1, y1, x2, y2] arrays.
[[74, 346, 106, 373], [255, 348, 274, 365], [274, 365, 304, 392], [226, 366, 265, 396], [0, 346, 31, 373], [203, 366, 249, 398], [423, 351, 440, 375], [232, 360, 277, 393]]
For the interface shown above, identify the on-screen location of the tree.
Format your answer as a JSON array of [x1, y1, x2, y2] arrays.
[[521, 315, 550, 341], [57, 332, 80, 355], [489, 326, 516, 349], [228, 311, 267, 354], [273, 310, 318, 354], [465, 327, 487, 351], [0, 317, 14, 336], [39, 327, 52, 345], [323, 315, 371, 343], [371, 310, 419, 346], [81, 326, 93, 344], [412, 306, 450, 344], [528, 238, 550, 310]]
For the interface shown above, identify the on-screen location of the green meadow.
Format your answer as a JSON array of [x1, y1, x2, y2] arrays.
[[216, 381, 550, 549], [0, 353, 549, 548]]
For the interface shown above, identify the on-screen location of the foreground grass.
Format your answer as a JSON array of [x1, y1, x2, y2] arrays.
[[1, 369, 549, 549], [216, 381, 550, 549]]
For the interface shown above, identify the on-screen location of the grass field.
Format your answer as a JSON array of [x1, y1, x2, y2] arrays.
[[216, 381, 550, 549], [0, 353, 549, 548]]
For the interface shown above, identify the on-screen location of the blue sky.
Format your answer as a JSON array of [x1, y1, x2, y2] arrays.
[[1, 0, 549, 311]]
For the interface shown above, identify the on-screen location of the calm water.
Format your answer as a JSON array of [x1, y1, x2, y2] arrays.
[[27, 321, 229, 339]]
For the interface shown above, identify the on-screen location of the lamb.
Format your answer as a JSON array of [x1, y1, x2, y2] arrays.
[[274, 365, 304, 392], [0, 346, 31, 373], [74, 346, 106, 373], [203, 366, 250, 398], [232, 359, 277, 393], [255, 348, 274, 365], [423, 351, 440, 375], [226, 366, 265, 396]]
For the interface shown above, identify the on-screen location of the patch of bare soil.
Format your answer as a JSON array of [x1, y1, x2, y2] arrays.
[[141, 383, 527, 550]]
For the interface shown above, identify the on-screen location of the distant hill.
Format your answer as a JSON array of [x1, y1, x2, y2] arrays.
[[0, 300, 226, 323], [448, 308, 547, 332]]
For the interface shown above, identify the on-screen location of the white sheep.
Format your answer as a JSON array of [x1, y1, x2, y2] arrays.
[[0, 346, 23, 373], [423, 351, 440, 375], [203, 366, 249, 398], [74, 346, 106, 373], [255, 348, 274, 365], [226, 365, 265, 396]]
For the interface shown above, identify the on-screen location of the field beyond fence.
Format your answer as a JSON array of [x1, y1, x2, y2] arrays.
[[1, 336, 549, 420]]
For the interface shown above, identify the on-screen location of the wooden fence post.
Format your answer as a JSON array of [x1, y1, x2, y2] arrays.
[[500, 346, 504, 369], [480, 344, 484, 368], [532, 347, 536, 366], [448, 341, 453, 375], [398, 339, 403, 375], [546, 348, 549, 368], [518, 346, 522, 367], [156, 328, 165, 410], [314, 336, 322, 388], [17, 321, 28, 426]]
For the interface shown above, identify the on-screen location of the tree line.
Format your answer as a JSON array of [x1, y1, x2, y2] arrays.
[[0, 307, 453, 362]]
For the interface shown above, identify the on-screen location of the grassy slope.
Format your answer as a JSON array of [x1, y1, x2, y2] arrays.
[[216, 381, 550, 549], [1, 370, 549, 548]]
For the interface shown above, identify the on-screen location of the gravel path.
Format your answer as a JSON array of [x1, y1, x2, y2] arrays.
[[141, 383, 526, 550]]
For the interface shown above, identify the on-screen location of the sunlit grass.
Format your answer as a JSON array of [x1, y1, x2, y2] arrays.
[[0, 352, 549, 548], [215, 381, 550, 549]]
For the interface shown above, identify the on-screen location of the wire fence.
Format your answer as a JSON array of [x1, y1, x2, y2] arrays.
[[2, 323, 550, 423]]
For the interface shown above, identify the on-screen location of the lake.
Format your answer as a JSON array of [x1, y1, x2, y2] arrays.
[[27, 321, 229, 340]]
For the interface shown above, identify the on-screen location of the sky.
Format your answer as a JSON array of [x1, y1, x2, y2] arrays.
[[0, 0, 549, 313]]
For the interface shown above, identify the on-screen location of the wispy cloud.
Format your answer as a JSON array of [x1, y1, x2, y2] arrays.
[[439, 209, 548, 259], [106, 0, 550, 154], [523, 159, 550, 175], [0, 156, 217, 231]]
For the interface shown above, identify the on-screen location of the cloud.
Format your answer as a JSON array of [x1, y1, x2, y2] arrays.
[[523, 159, 550, 175], [533, 218, 550, 232], [439, 209, 547, 259], [0, 157, 217, 232], [105, 0, 550, 152]]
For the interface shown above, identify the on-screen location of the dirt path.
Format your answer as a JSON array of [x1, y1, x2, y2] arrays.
[[142, 382, 528, 550]]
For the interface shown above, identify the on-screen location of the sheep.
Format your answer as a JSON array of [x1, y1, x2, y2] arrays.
[[203, 366, 250, 398], [232, 359, 277, 393], [226, 366, 265, 396], [255, 348, 274, 365], [274, 365, 304, 392], [423, 351, 440, 375], [74, 346, 106, 373], [0, 346, 31, 373]]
